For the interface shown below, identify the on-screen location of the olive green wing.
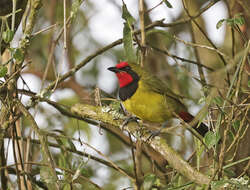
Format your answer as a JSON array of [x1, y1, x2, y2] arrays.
[[144, 73, 184, 101], [130, 62, 185, 104]]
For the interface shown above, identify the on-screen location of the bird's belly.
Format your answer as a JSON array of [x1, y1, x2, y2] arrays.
[[123, 90, 172, 123]]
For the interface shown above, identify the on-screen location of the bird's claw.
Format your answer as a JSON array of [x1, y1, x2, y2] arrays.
[[146, 121, 169, 141], [147, 130, 161, 141], [121, 116, 139, 130]]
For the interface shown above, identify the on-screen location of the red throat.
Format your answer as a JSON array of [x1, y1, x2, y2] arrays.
[[116, 72, 133, 88]]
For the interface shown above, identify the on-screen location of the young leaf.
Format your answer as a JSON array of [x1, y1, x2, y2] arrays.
[[234, 16, 245, 26], [216, 19, 225, 29], [204, 131, 220, 149], [143, 174, 157, 190], [232, 120, 240, 131], [217, 15, 245, 30], [213, 96, 223, 106], [72, 162, 85, 182], [211, 180, 229, 189], [123, 22, 136, 62], [0, 66, 8, 78], [122, 1, 136, 28], [163, 0, 173, 8], [13, 48, 24, 62], [228, 131, 234, 142], [198, 96, 206, 104], [2, 29, 14, 43]]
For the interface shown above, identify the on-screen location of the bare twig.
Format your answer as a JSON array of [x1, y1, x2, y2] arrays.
[[149, 45, 214, 71], [16, 99, 60, 190], [182, 0, 230, 86], [0, 162, 103, 189], [182, 0, 207, 90], [32, 23, 58, 36], [41, 0, 220, 96], [139, 0, 146, 67]]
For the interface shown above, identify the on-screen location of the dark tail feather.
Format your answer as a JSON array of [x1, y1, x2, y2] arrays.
[[178, 111, 209, 137], [195, 122, 209, 137]]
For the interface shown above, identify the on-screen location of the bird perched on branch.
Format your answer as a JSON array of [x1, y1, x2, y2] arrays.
[[108, 61, 209, 137]]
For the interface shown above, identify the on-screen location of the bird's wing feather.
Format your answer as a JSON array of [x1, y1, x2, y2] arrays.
[[131, 62, 185, 104], [144, 73, 184, 102]]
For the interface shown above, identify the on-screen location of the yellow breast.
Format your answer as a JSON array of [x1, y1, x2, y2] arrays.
[[123, 81, 175, 123]]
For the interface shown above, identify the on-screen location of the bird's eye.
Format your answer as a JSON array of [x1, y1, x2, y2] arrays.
[[123, 66, 131, 70]]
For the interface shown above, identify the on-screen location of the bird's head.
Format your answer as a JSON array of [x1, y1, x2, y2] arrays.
[[108, 62, 140, 88]]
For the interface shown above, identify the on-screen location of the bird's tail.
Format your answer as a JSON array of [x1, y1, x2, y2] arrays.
[[178, 111, 209, 137]]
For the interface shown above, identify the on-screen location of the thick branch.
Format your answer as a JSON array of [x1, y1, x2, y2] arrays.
[[71, 103, 210, 185]]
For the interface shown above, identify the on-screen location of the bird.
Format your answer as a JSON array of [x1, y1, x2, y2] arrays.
[[107, 61, 209, 137]]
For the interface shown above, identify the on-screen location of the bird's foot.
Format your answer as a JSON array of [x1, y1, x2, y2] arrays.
[[147, 130, 162, 141], [121, 116, 140, 130], [146, 121, 169, 141]]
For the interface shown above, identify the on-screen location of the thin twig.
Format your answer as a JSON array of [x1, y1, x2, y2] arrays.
[[150, 45, 214, 71], [81, 141, 135, 182], [11, 0, 16, 31], [139, 0, 146, 67], [41, 0, 220, 95], [146, 0, 164, 13], [0, 162, 103, 189], [32, 23, 58, 36], [182, 0, 207, 91], [182, 0, 230, 86], [2, 135, 134, 179], [16, 99, 60, 190]]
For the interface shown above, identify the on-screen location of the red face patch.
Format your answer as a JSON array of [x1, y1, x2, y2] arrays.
[[116, 62, 129, 69], [116, 71, 133, 88]]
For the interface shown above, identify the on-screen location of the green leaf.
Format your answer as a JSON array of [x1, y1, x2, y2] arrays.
[[146, 29, 173, 39], [234, 16, 245, 26], [0, 66, 8, 78], [198, 96, 206, 104], [122, 1, 136, 28], [2, 29, 14, 43], [58, 154, 67, 168], [67, 138, 77, 151], [40, 165, 57, 185], [163, 0, 173, 8], [204, 131, 220, 148], [213, 96, 223, 106], [70, 0, 83, 19], [223, 168, 236, 177], [72, 162, 85, 182], [13, 48, 24, 62], [217, 15, 245, 30], [211, 180, 229, 189], [123, 22, 136, 62], [232, 120, 240, 131], [248, 80, 250, 87], [216, 19, 225, 29], [146, 29, 174, 46], [143, 174, 157, 190], [228, 131, 234, 142]]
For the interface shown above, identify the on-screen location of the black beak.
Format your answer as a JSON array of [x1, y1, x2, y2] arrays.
[[107, 66, 120, 73]]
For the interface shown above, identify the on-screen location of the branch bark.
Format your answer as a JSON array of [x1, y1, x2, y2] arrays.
[[71, 103, 210, 185]]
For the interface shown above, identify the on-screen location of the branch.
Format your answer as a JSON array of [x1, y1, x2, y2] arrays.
[[71, 103, 210, 185], [149, 45, 214, 71], [15, 99, 60, 190], [41, 0, 219, 96], [18, 89, 169, 172]]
